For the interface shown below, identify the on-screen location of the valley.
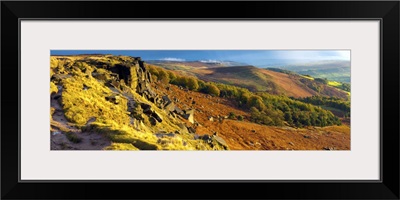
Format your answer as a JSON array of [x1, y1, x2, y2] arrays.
[[149, 61, 349, 99], [50, 54, 350, 151]]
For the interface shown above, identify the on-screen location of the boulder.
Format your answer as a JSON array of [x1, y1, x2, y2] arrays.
[[213, 135, 229, 149], [151, 111, 163, 123], [323, 146, 335, 150], [208, 116, 214, 122], [183, 114, 194, 124], [162, 95, 172, 105], [173, 106, 184, 115], [168, 112, 177, 118], [184, 109, 195, 115], [183, 109, 195, 124], [149, 117, 158, 126], [187, 126, 196, 134], [51, 74, 71, 83], [164, 102, 176, 112], [140, 103, 152, 114], [199, 134, 211, 142], [93, 72, 110, 82]]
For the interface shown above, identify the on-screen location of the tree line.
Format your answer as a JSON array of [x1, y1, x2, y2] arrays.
[[296, 96, 350, 117], [146, 64, 342, 127]]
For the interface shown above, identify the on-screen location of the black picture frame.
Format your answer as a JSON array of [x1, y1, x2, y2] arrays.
[[1, 1, 399, 199]]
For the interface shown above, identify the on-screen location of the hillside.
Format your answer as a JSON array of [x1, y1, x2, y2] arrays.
[[271, 60, 351, 83], [146, 60, 246, 70], [190, 66, 349, 99], [146, 60, 349, 99], [153, 82, 350, 150], [50, 54, 350, 150]]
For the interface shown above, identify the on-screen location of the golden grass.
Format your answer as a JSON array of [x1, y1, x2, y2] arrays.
[[52, 55, 226, 151], [50, 82, 58, 94], [86, 121, 217, 150], [104, 143, 139, 150], [322, 125, 350, 134], [61, 69, 130, 126]]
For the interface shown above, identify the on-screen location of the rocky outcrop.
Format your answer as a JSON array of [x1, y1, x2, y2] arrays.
[[50, 55, 234, 151], [94, 57, 198, 133], [196, 134, 229, 150]]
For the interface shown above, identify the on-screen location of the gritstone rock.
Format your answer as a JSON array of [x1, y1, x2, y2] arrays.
[[212, 135, 229, 150], [183, 109, 195, 124]]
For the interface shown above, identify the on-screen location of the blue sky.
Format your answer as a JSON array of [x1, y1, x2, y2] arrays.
[[51, 50, 350, 66]]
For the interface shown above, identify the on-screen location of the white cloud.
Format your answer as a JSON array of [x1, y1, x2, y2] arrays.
[[160, 57, 185, 61], [199, 59, 221, 63]]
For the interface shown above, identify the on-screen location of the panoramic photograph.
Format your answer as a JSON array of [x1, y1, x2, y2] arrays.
[[50, 50, 351, 150]]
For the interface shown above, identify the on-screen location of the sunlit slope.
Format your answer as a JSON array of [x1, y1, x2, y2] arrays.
[[191, 66, 348, 99], [50, 55, 228, 150]]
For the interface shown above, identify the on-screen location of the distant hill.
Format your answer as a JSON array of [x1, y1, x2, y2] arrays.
[[50, 54, 350, 151], [266, 60, 350, 83], [167, 64, 349, 99], [146, 60, 248, 70]]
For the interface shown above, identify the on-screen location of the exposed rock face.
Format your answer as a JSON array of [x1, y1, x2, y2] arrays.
[[103, 58, 195, 128], [104, 57, 157, 103], [50, 55, 234, 151], [108, 64, 132, 85]]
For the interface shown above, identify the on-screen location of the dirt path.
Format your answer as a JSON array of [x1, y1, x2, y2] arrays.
[[50, 87, 111, 150]]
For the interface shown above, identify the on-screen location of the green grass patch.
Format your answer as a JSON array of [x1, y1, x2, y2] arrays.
[[327, 81, 341, 87]]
